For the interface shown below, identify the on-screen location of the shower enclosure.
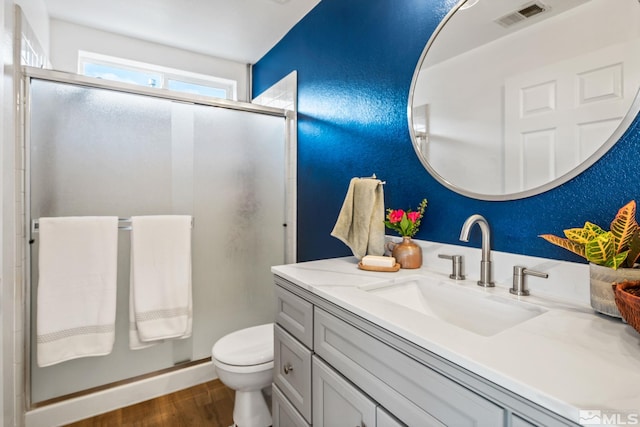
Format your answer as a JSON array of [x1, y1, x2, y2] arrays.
[[24, 69, 289, 406]]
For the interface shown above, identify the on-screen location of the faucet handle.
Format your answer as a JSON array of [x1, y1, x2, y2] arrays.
[[510, 265, 549, 296], [438, 254, 465, 280]]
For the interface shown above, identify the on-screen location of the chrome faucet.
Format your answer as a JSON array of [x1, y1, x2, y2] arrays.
[[459, 214, 494, 287]]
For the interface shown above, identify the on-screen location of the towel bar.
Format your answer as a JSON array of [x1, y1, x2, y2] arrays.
[[364, 173, 386, 185], [30, 217, 194, 234]]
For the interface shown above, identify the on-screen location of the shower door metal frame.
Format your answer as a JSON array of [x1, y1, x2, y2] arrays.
[[22, 66, 292, 410]]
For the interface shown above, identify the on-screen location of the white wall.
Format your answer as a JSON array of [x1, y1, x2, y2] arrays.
[[2, 1, 49, 425], [14, 0, 48, 53], [49, 20, 250, 101]]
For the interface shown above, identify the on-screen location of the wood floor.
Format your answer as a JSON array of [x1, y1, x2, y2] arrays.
[[64, 380, 235, 427]]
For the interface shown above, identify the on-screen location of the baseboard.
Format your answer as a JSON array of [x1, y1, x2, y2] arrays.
[[25, 361, 216, 427]]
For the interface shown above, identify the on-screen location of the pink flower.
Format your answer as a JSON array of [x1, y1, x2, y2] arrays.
[[407, 211, 420, 223], [388, 209, 405, 224], [384, 199, 427, 238]]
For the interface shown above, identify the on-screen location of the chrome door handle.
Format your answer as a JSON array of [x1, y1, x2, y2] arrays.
[[283, 363, 294, 374]]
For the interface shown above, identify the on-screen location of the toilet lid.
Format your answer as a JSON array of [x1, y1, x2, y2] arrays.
[[212, 323, 274, 366]]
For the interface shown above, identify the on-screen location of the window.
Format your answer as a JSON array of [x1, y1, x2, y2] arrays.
[[79, 51, 237, 100], [167, 80, 228, 99]]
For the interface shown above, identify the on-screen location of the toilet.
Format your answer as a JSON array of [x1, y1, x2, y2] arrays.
[[212, 323, 274, 427]]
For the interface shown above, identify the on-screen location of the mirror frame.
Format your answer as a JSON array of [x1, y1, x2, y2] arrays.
[[407, 0, 640, 201]]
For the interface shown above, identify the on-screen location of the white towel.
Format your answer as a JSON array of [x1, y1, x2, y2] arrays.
[[129, 215, 192, 350], [330, 177, 385, 260], [36, 216, 119, 367]]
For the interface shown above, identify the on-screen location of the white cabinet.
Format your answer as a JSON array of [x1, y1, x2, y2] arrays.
[[376, 408, 405, 427], [512, 415, 539, 427], [273, 278, 579, 427], [275, 285, 313, 347], [312, 356, 376, 427], [274, 324, 312, 422], [274, 286, 314, 425], [272, 385, 310, 427], [314, 307, 501, 427]]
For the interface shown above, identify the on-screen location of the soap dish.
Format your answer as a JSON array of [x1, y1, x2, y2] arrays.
[[358, 262, 401, 272]]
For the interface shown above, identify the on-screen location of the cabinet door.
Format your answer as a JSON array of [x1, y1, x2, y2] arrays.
[[272, 384, 310, 427], [512, 415, 538, 427], [314, 308, 503, 427], [274, 324, 312, 423], [377, 407, 406, 427], [313, 356, 376, 427]]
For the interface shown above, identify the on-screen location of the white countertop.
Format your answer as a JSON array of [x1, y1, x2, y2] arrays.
[[271, 243, 640, 425]]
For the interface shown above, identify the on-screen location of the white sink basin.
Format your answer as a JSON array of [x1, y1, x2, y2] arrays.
[[360, 275, 547, 336]]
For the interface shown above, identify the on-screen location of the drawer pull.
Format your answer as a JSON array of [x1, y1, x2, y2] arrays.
[[283, 363, 294, 374]]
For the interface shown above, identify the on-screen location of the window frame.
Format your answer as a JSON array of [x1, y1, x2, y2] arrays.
[[78, 51, 238, 100]]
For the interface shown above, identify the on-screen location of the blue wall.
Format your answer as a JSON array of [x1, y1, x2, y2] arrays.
[[253, 0, 640, 263]]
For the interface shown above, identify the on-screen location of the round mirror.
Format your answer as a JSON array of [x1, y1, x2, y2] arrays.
[[409, 0, 640, 200]]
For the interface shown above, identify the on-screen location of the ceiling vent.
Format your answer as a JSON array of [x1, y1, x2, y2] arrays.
[[495, 2, 548, 27]]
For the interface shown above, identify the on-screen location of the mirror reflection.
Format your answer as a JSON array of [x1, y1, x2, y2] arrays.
[[409, 0, 640, 200]]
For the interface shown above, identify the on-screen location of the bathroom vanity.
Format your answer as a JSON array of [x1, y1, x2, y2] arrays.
[[271, 242, 640, 426]]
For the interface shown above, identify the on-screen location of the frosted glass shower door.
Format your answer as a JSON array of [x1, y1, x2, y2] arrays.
[[190, 105, 286, 357], [28, 78, 286, 403]]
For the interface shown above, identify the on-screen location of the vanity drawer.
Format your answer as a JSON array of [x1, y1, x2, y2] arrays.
[[274, 324, 312, 423], [314, 308, 504, 427], [275, 285, 313, 348], [272, 384, 310, 427]]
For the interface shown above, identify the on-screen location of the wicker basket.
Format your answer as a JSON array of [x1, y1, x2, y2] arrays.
[[613, 281, 640, 334]]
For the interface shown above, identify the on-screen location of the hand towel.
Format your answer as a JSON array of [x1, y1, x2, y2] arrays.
[[129, 215, 192, 350], [36, 216, 119, 367], [330, 177, 385, 259]]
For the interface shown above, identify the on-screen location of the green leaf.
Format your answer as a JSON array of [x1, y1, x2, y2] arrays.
[[604, 251, 629, 269], [410, 198, 428, 237], [564, 222, 605, 243], [399, 215, 411, 235], [540, 201, 640, 268], [585, 232, 615, 265], [539, 234, 586, 259]]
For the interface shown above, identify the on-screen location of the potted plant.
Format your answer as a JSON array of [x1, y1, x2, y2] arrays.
[[384, 199, 427, 269], [540, 200, 640, 317]]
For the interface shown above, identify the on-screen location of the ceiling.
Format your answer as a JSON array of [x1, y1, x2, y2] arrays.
[[41, 0, 322, 64], [425, 0, 591, 66]]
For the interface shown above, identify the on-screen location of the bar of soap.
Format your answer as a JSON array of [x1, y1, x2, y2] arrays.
[[362, 255, 396, 268]]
